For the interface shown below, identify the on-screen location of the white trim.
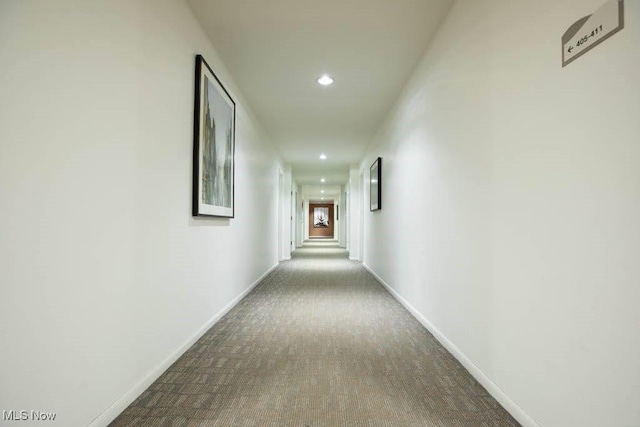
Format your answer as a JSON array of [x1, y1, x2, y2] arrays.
[[89, 263, 279, 427], [362, 263, 539, 427], [349, 257, 361, 262]]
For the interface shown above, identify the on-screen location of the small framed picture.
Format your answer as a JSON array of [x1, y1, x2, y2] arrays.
[[192, 54, 236, 218], [313, 207, 330, 228], [370, 157, 382, 211]]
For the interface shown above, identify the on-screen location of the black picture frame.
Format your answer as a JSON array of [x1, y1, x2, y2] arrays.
[[193, 54, 236, 218], [370, 157, 382, 211]]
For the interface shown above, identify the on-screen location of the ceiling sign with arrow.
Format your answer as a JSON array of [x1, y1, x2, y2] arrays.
[[562, 0, 624, 67]]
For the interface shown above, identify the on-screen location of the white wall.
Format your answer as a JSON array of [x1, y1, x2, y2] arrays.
[[348, 166, 362, 260], [0, 1, 281, 426], [344, 185, 350, 251], [279, 165, 292, 260], [303, 199, 310, 240], [291, 181, 298, 251], [362, 0, 640, 426], [336, 191, 341, 244], [338, 187, 347, 247], [294, 183, 304, 247]]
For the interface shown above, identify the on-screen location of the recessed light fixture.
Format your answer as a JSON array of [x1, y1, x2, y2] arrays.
[[319, 154, 327, 160], [321, 190, 325, 194], [317, 75, 334, 86], [320, 178, 325, 183], [321, 197, 324, 200]]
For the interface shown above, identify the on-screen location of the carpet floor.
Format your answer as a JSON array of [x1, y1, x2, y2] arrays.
[[111, 241, 519, 426]]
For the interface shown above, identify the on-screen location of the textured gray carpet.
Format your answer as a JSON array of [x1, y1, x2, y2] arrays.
[[111, 241, 519, 426]]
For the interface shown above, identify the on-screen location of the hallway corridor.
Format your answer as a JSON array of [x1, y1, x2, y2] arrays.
[[112, 242, 518, 426]]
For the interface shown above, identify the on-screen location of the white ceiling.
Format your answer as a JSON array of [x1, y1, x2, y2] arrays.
[[302, 185, 342, 203], [187, 0, 453, 185]]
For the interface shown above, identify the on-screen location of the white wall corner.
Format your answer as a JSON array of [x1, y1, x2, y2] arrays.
[[362, 263, 540, 427], [89, 263, 279, 427]]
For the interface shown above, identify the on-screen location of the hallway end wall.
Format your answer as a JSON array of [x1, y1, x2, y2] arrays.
[[362, 1, 640, 426], [308, 204, 335, 238], [0, 1, 281, 425]]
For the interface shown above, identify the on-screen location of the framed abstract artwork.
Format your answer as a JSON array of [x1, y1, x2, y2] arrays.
[[193, 54, 236, 218], [314, 207, 330, 228], [370, 157, 382, 211]]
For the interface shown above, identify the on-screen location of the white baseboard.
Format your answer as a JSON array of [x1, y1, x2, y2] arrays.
[[362, 263, 539, 427], [90, 263, 279, 427], [349, 257, 361, 261]]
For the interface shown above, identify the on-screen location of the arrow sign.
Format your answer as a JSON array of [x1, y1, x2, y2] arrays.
[[562, 0, 624, 67]]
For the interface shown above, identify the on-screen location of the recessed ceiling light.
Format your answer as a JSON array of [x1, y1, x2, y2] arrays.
[[321, 190, 325, 193], [317, 75, 334, 86], [319, 154, 327, 160], [321, 197, 324, 200], [320, 178, 325, 183]]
